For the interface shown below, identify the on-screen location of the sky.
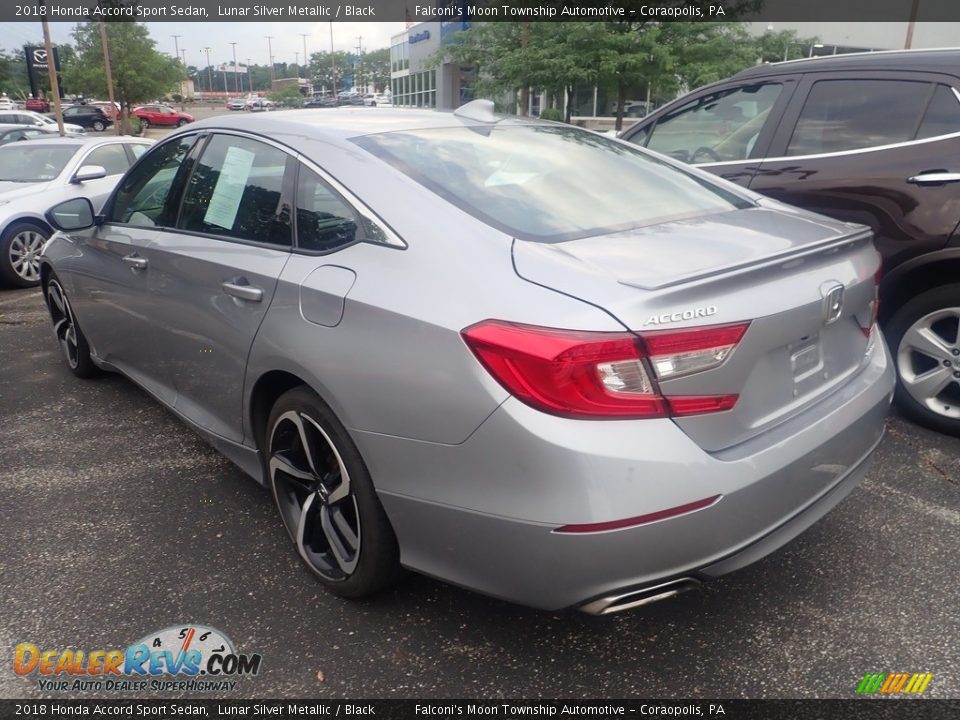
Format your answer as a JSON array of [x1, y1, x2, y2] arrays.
[[0, 21, 407, 67]]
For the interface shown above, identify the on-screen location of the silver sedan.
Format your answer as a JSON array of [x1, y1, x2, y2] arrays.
[[0, 136, 153, 287], [40, 103, 894, 613]]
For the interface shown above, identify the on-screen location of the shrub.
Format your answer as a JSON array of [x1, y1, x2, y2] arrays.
[[539, 108, 564, 122]]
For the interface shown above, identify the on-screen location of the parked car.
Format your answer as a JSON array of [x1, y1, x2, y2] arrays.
[[226, 98, 247, 111], [365, 93, 392, 107], [89, 101, 120, 121], [24, 96, 50, 113], [245, 98, 277, 112], [304, 95, 338, 109], [0, 136, 152, 287], [337, 92, 364, 106], [55, 105, 114, 132], [0, 110, 85, 136], [0, 125, 46, 146], [132, 105, 194, 129], [0, 94, 15, 111], [40, 102, 893, 612], [622, 48, 960, 437]]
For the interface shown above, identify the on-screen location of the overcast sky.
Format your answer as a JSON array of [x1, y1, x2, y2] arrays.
[[0, 22, 407, 66]]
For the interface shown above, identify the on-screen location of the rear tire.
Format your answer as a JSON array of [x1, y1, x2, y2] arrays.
[[44, 273, 99, 379], [177, 119, 188, 127], [92, 120, 105, 132], [265, 386, 401, 598], [140, 118, 149, 130], [886, 283, 960, 436]]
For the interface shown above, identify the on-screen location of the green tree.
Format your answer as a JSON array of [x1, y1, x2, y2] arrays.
[[269, 83, 305, 108], [64, 22, 180, 132], [756, 29, 822, 63], [306, 50, 354, 94], [364, 47, 390, 93]]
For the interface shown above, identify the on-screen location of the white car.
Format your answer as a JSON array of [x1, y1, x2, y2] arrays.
[[0, 95, 15, 111], [365, 94, 392, 107], [0, 110, 86, 136], [0, 136, 153, 287]]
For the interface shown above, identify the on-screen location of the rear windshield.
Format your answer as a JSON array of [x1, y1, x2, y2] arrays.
[[354, 124, 751, 242]]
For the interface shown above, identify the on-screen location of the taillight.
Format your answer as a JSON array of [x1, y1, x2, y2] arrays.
[[859, 261, 882, 338], [461, 320, 748, 420]]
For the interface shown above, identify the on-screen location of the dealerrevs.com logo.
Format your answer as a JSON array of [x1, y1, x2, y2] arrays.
[[13, 625, 262, 693]]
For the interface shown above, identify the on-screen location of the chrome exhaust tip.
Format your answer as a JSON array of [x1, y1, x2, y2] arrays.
[[579, 578, 702, 616]]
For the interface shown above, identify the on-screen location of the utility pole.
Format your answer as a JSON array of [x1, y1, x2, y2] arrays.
[[904, 0, 920, 48], [180, 49, 190, 101], [203, 47, 212, 104], [41, 9, 64, 136], [265, 36, 275, 82], [99, 22, 120, 134], [299, 33, 308, 80], [246, 58, 253, 94], [355, 36, 363, 93], [294, 51, 299, 77], [172, 34, 184, 110], [229, 42, 239, 93], [329, 22, 337, 95]]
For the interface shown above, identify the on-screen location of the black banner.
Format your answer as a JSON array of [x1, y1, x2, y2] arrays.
[[1, 700, 959, 719], [4, 0, 960, 23], [22, 45, 62, 99]]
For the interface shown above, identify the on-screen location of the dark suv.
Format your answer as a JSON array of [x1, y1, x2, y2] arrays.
[[54, 104, 113, 131], [622, 49, 960, 436]]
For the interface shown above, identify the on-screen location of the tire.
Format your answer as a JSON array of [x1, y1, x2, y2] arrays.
[[265, 386, 401, 597], [177, 119, 188, 127], [43, 273, 99, 379], [92, 120, 105, 132], [886, 283, 960, 436], [0, 221, 48, 288], [140, 118, 149, 130]]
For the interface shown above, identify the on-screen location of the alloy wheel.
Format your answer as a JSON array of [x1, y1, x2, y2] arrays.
[[46, 279, 80, 369], [8, 229, 45, 283], [269, 410, 360, 581], [896, 307, 960, 419]]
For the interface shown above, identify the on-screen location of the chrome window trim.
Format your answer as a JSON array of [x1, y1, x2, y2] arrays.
[[697, 128, 960, 167], [180, 128, 406, 250]]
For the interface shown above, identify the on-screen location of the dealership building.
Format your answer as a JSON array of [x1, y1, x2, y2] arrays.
[[390, 21, 474, 110]]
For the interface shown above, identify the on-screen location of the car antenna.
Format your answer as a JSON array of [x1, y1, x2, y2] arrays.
[[453, 99, 498, 123]]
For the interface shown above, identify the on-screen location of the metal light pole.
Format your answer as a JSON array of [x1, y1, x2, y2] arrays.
[[246, 58, 253, 94], [265, 36, 275, 82], [229, 42, 239, 93], [329, 22, 337, 94], [203, 47, 213, 104], [299, 33, 308, 79], [172, 34, 184, 110], [294, 51, 299, 77]]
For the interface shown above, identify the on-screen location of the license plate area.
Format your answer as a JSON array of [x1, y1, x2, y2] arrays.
[[789, 334, 824, 393]]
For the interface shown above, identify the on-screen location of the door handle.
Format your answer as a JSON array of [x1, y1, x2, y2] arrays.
[[907, 172, 960, 185], [222, 281, 263, 302], [122, 254, 148, 270]]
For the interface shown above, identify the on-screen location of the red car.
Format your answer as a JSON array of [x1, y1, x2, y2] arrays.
[[24, 97, 49, 112], [131, 104, 194, 128]]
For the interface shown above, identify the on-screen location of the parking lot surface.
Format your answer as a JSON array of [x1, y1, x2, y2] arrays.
[[1, 287, 958, 699]]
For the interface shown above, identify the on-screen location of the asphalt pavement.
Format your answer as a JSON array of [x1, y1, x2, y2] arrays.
[[1, 287, 958, 700]]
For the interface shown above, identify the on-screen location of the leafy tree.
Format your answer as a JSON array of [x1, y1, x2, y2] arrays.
[[364, 47, 390, 93], [306, 51, 355, 94], [269, 83, 305, 108], [756, 29, 822, 63], [64, 22, 180, 132]]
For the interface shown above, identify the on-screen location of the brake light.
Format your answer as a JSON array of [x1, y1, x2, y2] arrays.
[[860, 261, 882, 338], [462, 320, 747, 419]]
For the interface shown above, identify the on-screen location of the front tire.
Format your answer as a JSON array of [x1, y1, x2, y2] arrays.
[[44, 274, 99, 378], [139, 118, 149, 130], [266, 386, 400, 597], [0, 221, 48, 287], [887, 283, 960, 436]]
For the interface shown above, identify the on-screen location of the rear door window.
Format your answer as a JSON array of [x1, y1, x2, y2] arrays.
[[916, 84, 960, 139], [786, 79, 931, 156], [177, 134, 292, 247], [645, 84, 783, 163]]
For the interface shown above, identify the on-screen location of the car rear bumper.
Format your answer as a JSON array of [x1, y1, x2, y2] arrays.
[[362, 334, 894, 611]]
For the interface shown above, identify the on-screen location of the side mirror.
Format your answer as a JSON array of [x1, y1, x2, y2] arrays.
[[72, 164, 107, 183], [46, 197, 96, 231]]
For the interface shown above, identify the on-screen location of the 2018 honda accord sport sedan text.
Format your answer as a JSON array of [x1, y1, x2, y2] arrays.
[[40, 102, 894, 614]]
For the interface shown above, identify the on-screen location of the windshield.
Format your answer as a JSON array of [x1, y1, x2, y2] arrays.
[[354, 124, 751, 242], [0, 144, 79, 181]]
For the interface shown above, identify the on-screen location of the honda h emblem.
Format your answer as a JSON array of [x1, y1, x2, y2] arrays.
[[823, 283, 844, 324]]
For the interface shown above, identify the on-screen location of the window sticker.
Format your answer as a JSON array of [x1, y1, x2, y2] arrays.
[[203, 145, 255, 230]]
